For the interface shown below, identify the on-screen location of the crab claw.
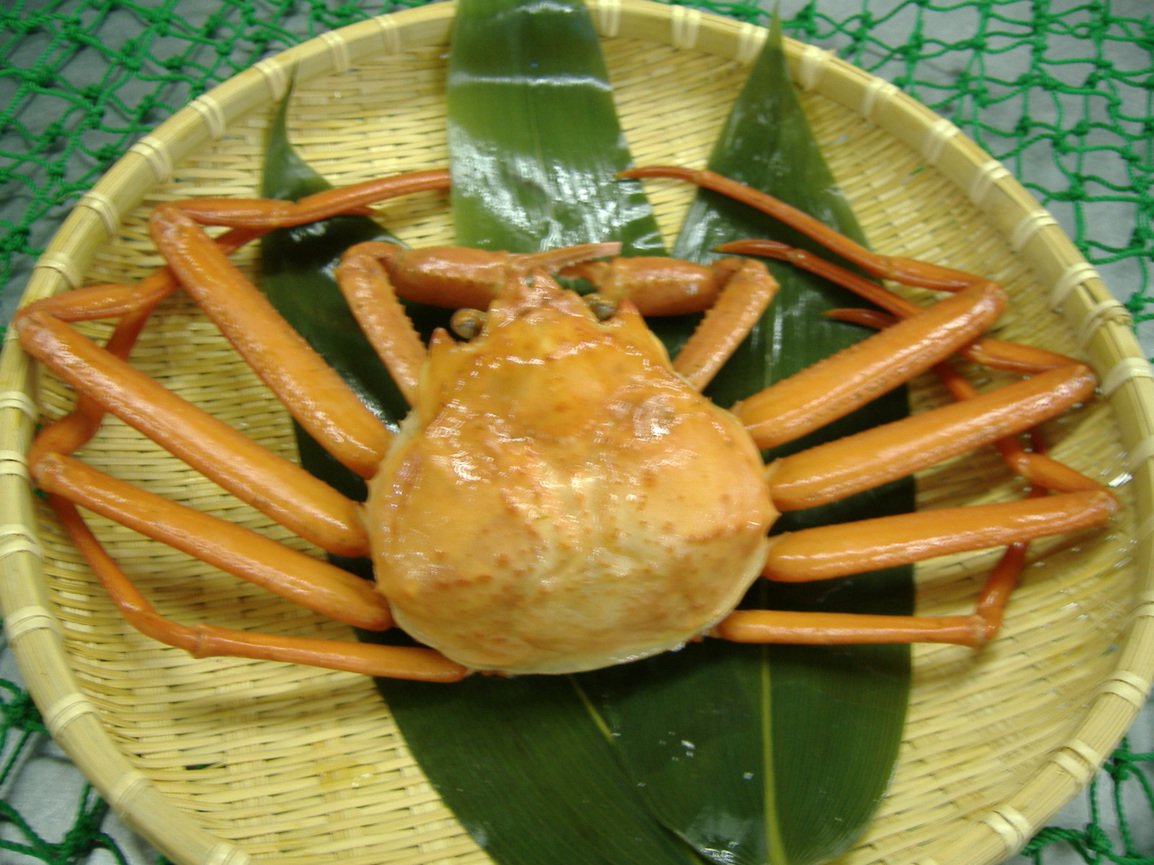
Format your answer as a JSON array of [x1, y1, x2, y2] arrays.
[[364, 241, 623, 309], [560, 255, 749, 317]]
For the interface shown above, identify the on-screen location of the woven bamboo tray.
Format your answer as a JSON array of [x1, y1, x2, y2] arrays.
[[1, 2, 1151, 864]]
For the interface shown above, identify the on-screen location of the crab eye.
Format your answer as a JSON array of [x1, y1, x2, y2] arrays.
[[584, 293, 617, 322], [450, 308, 487, 340]]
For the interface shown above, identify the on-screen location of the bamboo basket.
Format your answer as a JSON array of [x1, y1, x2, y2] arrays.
[[1, 2, 1151, 864]]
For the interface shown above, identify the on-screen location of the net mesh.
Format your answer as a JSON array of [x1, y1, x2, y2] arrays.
[[0, 1, 1151, 863]]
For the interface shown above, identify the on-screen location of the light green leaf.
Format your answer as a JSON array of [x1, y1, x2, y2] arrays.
[[445, 0, 663, 255]]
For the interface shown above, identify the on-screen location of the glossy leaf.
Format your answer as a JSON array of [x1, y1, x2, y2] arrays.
[[260, 7, 913, 865], [260, 87, 705, 865], [259, 92, 405, 512], [445, 0, 663, 256], [377, 4, 718, 863], [584, 17, 913, 865]]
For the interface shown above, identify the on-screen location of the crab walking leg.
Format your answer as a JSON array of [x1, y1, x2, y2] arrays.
[[28, 288, 168, 465], [150, 204, 392, 479], [768, 363, 1098, 510], [727, 239, 1079, 375], [334, 245, 429, 405], [762, 490, 1115, 583], [715, 610, 991, 647], [22, 224, 260, 325], [713, 595, 1030, 647], [625, 166, 987, 293], [24, 227, 264, 462], [172, 168, 452, 230], [969, 507, 1038, 640], [826, 307, 1110, 497], [37, 454, 389, 629], [46, 492, 467, 683], [17, 310, 369, 558], [735, 278, 1005, 449], [932, 363, 1109, 494], [176, 626, 468, 681], [716, 490, 1042, 649], [666, 258, 778, 390]]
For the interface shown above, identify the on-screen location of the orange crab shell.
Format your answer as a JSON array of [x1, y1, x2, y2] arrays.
[[365, 271, 777, 674]]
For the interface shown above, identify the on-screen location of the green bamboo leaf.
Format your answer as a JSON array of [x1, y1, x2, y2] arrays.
[[260, 86, 704, 865], [259, 92, 407, 514], [445, 0, 663, 255], [260, 8, 912, 865], [382, 675, 711, 865], [584, 17, 913, 865], [376, 5, 718, 864]]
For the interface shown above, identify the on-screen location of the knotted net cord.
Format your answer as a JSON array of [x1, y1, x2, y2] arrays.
[[0, 1, 1151, 863]]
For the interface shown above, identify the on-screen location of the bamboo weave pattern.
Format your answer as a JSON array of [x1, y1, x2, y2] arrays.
[[0, 1, 1151, 863]]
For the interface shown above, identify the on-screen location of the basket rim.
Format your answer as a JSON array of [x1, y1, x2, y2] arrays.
[[1, 2, 1151, 864]]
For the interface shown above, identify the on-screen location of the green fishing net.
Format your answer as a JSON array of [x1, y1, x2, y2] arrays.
[[0, 1, 1151, 863]]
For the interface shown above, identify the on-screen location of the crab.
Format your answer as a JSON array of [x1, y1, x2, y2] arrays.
[[15, 165, 1117, 682]]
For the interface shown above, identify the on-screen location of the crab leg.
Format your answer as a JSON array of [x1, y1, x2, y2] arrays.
[[28, 286, 171, 465], [25, 227, 262, 461], [130, 170, 452, 474], [831, 307, 1108, 495], [561, 253, 754, 314], [730, 239, 1079, 375], [38, 454, 389, 628], [719, 457, 1075, 649], [17, 305, 370, 557], [171, 168, 451, 229], [665, 257, 778, 390], [624, 166, 984, 292], [15, 225, 372, 554], [44, 489, 466, 682], [151, 204, 394, 478], [762, 489, 1114, 582], [736, 278, 1006, 448], [332, 240, 625, 403], [717, 551, 1030, 648], [713, 610, 991, 647], [331, 243, 430, 406], [718, 480, 1103, 650], [768, 362, 1098, 510], [929, 361, 1107, 494]]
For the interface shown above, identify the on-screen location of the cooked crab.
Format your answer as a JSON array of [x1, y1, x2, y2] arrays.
[[15, 166, 1116, 681]]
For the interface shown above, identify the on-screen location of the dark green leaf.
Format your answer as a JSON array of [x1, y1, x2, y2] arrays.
[[379, 3, 711, 863], [260, 10, 912, 865], [261, 91, 705, 864], [584, 17, 913, 865], [381, 675, 707, 865], [259, 95, 409, 422]]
